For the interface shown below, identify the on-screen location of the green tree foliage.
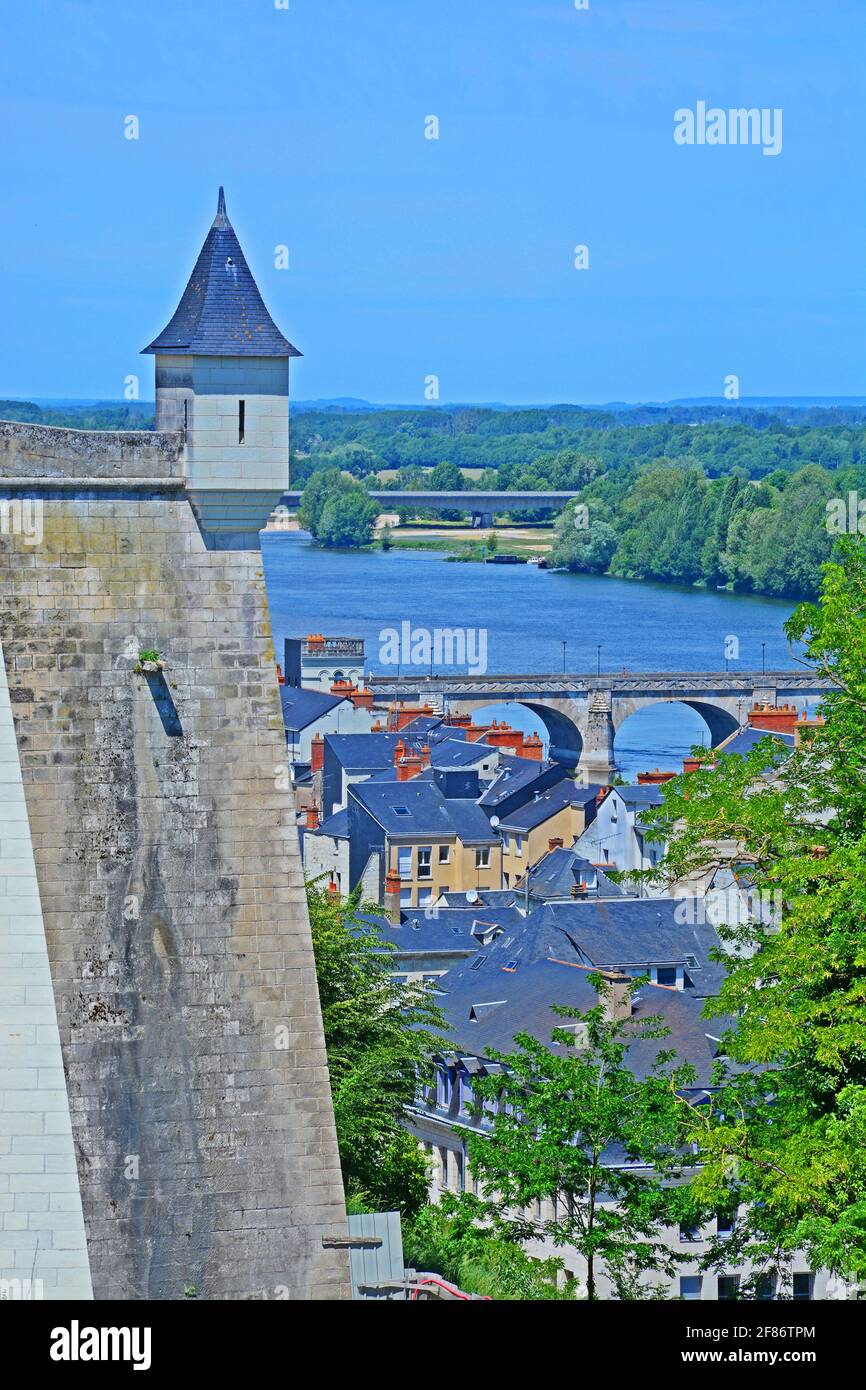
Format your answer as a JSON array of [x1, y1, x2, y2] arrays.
[[298, 467, 380, 547], [289, 404, 866, 596], [645, 538, 866, 1285], [464, 982, 696, 1300], [306, 885, 443, 1215], [403, 1194, 577, 1300], [549, 506, 618, 573]]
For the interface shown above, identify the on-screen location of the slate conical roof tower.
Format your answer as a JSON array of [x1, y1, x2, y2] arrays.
[[143, 188, 299, 549], [143, 188, 301, 358]]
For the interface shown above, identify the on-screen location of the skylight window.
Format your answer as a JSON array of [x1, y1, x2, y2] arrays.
[[685, 954, 700, 970], [393, 806, 410, 816], [503, 960, 519, 972], [470, 957, 487, 971]]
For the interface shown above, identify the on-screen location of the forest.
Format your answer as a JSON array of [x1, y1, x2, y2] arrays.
[[4, 398, 862, 598]]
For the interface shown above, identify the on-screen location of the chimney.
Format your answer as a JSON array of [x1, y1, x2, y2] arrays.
[[523, 732, 543, 762], [351, 686, 375, 711], [393, 738, 407, 769], [597, 969, 632, 1023], [747, 702, 799, 737], [310, 734, 325, 774], [485, 721, 526, 756], [637, 768, 675, 784], [548, 837, 564, 852], [331, 678, 356, 698], [420, 744, 432, 769], [305, 806, 319, 830], [682, 755, 702, 776], [384, 869, 402, 925], [275, 661, 285, 686], [397, 751, 424, 782]]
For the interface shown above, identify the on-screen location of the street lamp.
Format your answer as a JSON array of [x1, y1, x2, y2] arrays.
[[561, 640, 567, 674], [596, 644, 602, 676], [761, 642, 766, 675]]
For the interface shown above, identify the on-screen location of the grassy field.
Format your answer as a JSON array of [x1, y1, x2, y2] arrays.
[[383, 521, 555, 559]]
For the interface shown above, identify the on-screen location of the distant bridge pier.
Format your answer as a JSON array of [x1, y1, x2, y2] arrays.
[[472, 510, 494, 529], [580, 689, 618, 783]]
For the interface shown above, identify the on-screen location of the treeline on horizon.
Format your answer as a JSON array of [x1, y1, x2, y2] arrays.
[[2, 398, 862, 600], [0, 399, 154, 431], [290, 402, 866, 482]]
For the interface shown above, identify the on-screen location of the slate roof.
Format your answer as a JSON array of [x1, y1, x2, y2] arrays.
[[280, 685, 344, 733], [315, 807, 349, 839], [432, 957, 728, 1086], [617, 785, 668, 809], [478, 757, 563, 809], [716, 726, 795, 760], [429, 739, 494, 769], [539, 898, 725, 995], [143, 188, 301, 357], [437, 889, 524, 910], [326, 732, 401, 770], [350, 776, 498, 844], [526, 847, 625, 901], [498, 778, 601, 833], [383, 905, 529, 955]]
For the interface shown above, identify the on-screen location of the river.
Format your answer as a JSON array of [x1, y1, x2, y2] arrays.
[[262, 536, 802, 781]]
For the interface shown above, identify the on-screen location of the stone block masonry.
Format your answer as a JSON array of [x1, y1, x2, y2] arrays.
[[0, 639, 93, 1300], [0, 426, 350, 1299]]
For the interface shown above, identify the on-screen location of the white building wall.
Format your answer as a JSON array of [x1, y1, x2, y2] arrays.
[[0, 642, 93, 1300]]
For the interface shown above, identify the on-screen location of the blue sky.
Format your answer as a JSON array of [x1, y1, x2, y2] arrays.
[[1, 0, 863, 403]]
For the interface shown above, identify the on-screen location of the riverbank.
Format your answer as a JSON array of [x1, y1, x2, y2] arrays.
[[382, 520, 555, 561], [262, 534, 799, 781]]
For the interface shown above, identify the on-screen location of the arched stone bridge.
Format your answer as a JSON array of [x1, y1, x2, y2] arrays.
[[366, 670, 835, 780]]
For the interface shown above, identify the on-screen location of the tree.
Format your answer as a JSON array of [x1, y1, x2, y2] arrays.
[[307, 885, 443, 1215], [465, 980, 696, 1299], [298, 467, 380, 547], [430, 459, 464, 491], [403, 1193, 577, 1300], [646, 537, 866, 1287], [317, 490, 380, 548], [549, 508, 617, 573]]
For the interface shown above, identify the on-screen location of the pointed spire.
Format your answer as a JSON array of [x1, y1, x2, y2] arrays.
[[142, 188, 301, 358]]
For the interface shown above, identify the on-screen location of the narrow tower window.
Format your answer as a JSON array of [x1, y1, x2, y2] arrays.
[[238, 399, 245, 443]]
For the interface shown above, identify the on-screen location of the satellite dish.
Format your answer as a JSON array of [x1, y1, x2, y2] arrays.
[[490, 815, 500, 829], [466, 889, 479, 904]]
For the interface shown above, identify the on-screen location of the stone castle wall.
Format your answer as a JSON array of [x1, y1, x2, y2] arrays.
[[0, 423, 349, 1299]]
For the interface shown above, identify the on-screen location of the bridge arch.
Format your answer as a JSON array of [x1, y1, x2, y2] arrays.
[[613, 697, 741, 757], [445, 697, 584, 770], [520, 701, 583, 769]]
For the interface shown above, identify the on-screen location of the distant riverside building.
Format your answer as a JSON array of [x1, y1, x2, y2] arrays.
[[282, 634, 367, 691], [142, 187, 299, 547]]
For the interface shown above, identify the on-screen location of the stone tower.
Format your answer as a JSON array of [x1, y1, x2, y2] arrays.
[[0, 190, 351, 1300], [142, 187, 299, 549]]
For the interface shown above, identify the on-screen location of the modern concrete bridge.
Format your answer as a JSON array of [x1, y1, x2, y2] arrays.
[[281, 489, 578, 526], [367, 670, 835, 780]]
